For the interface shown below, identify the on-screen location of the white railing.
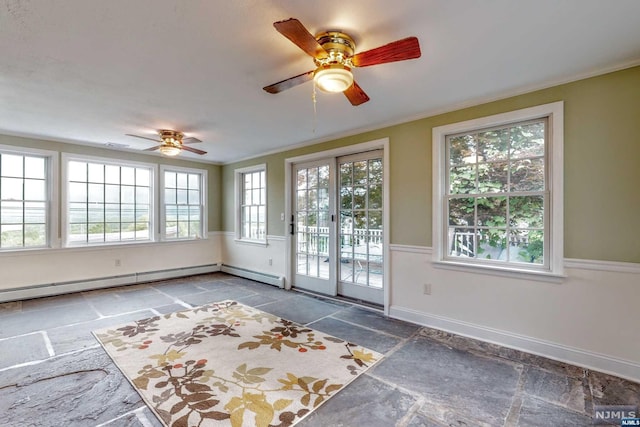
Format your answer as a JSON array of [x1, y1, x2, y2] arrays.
[[449, 230, 531, 258], [244, 226, 266, 241], [297, 226, 382, 258], [451, 231, 475, 257]]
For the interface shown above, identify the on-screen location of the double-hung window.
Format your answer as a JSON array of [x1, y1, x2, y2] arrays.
[[1, 147, 56, 250], [161, 166, 207, 240], [433, 102, 563, 277], [235, 165, 266, 242], [65, 156, 154, 245]]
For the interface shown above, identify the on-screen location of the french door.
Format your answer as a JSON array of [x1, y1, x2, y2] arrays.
[[337, 151, 384, 304], [292, 150, 384, 305], [292, 160, 336, 295]]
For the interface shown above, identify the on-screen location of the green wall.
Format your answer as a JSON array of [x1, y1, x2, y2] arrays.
[[0, 134, 222, 232], [222, 66, 640, 263]]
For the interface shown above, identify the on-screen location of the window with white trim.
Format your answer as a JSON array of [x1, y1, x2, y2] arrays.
[[235, 165, 266, 242], [433, 102, 563, 276], [161, 166, 207, 240], [1, 148, 56, 250], [65, 157, 154, 245]]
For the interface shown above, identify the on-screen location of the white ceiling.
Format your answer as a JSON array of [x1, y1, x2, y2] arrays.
[[2, 0, 640, 164]]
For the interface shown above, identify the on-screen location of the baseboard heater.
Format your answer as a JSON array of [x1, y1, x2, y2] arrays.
[[0, 263, 222, 303], [220, 264, 285, 289]]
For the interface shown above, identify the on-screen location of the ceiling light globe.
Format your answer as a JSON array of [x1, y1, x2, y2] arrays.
[[159, 145, 181, 156], [314, 64, 353, 93]]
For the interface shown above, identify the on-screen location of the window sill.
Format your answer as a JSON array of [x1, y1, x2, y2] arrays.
[[65, 239, 155, 248], [0, 237, 213, 257], [433, 260, 566, 283], [234, 238, 268, 247], [162, 235, 208, 243]]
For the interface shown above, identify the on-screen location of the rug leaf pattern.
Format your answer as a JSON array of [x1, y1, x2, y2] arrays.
[[94, 300, 382, 427]]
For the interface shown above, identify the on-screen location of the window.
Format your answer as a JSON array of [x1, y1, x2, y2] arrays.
[[161, 166, 207, 240], [65, 156, 153, 245], [1, 147, 56, 250], [433, 102, 563, 277], [235, 165, 266, 242]]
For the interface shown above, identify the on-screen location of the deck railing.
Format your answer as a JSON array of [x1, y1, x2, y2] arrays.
[[449, 230, 531, 258], [297, 226, 382, 258]]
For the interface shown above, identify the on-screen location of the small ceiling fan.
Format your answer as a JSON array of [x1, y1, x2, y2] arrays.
[[263, 18, 421, 106], [125, 129, 207, 156]]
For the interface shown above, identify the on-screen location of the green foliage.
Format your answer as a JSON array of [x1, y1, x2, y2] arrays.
[[89, 223, 105, 234], [519, 231, 544, 263], [135, 222, 148, 232], [448, 121, 546, 264], [1, 226, 46, 248]]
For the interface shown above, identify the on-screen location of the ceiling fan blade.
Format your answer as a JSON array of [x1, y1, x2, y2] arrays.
[[344, 81, 370, 106], [181, 145, 207, 155], [125, 134, 162, 143], [143, 145, 161, 151], [351, 37, 421, 68], [263, 70, 314, 94], [273, 18, 328, 59], [182, 136, 202, 144]]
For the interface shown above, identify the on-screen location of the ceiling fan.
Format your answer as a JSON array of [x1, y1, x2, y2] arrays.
[[263, 18, 421, 106], [125, 129, 207, 156]]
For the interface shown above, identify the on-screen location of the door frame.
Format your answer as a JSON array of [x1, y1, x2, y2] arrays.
[[284, 138, 391, 314]]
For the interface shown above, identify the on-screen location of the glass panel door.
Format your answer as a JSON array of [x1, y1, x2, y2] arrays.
[[293, 161, 336, 295], [337, 151, 384, 305]]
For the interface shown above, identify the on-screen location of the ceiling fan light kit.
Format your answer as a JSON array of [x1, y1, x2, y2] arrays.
[[311, 31, 355, 93], [158, 130, 184, 157], [159, 145, 181, 156], [314, 64, 353, 93]]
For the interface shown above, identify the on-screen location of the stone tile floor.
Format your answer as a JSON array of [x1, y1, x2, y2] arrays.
[[0, 272, 638, 426]]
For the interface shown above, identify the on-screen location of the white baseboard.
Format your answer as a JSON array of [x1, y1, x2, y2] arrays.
[[389, 305, 640, 383], [136, 264, 221, 283], [0, 264, 221, 303], [221, 265, 285, 288]]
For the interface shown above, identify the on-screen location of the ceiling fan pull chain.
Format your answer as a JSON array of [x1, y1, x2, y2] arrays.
[[312, 80, 318, 134]]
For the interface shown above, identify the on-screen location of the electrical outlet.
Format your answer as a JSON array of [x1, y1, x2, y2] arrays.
[[423, 283, 431, 295], [268, 258, 273, 266], [115, 259, 121, 267]]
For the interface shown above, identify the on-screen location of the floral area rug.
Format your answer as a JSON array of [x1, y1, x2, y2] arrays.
[[93, 300, 383, 427]]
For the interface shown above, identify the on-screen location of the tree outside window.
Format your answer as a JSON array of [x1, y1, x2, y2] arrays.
[[446, 119, 547, 266]]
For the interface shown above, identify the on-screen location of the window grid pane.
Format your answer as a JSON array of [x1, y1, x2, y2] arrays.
[[164, 171, 203, 240], [445, 118, 547, 267], [67, 160, 152, 245], [1, 153, 49, 249], [240, 170, 266, 240]]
